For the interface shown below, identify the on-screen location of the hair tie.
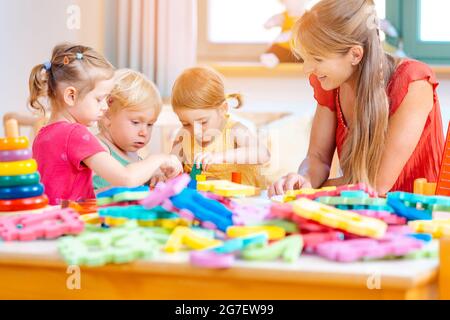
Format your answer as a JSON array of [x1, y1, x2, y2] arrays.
[[63, 56, 70, 65], [43, 61, 52, 71], [76, 52, 84, 60]]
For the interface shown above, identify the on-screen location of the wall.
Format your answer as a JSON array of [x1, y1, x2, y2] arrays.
[[0, 0, 105, 134]]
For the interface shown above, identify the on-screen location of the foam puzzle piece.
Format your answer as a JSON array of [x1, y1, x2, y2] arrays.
[[226, 225, 286, 241], [197, 180, 257, 197], [0, 172, 40, 188], [352, 210, 406, 225], [302, 231, 345, 253], [403, 241, 439, 260], [188, 164, 202, 189], [164, 226, 222, 253], [240, 235, 303, 263], [253, 219, 299, 234], [436, 121, 450, 196], [0, 159, 37, 176], [387, 198, 432, 221], [58, 227, 162, 266], [291, 198, 388, 239], [211, 233, 269, 254], [281, 183, 378, 203], [414, 178, 437, 196], [0, 208, 84, 241], [0, 194, 49, 212], [61, 199, 97, 215], [137, 218, 190, 229], [0, 136, 29, 151], [0, 183, 44, 200], [231, 203, 270, 225], [316, 236, 424, 262], [409, 219, 450, 238], [99, 205, 178, 221], [97, 186, 150, 206], [0, 148, 32, 162], [140, 174, 190, 208], [388, 191, 450, 213], [190, 251, 235, 269]]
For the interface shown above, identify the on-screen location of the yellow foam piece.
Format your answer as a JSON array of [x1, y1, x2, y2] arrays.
[[282, 187, 337, 203], [195, 174, 206, 182], [137, 218, 190, 229], [104, 217, 128, 226], [291, 198, 387, 239], [227, 226, 285, 240], [409, 219, 450, 238], [79, 213, 101, 225], [197, 180, 257, 197], [164, 226, 222, 253]]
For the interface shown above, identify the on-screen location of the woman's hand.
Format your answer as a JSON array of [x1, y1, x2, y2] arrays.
[[268, 173, 312, 197]]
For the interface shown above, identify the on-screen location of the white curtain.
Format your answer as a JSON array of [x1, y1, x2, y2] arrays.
[[110, 0, 197, 97]]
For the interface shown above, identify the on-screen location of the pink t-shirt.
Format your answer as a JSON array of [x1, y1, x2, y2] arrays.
[[32, 121, 105, 205]]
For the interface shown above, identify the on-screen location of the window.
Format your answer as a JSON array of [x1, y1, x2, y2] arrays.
[[387, 0, 450, 63], [198, 0, 386, 62]]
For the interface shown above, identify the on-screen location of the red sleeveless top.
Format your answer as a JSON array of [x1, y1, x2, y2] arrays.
[[309, 59, 445, 192]]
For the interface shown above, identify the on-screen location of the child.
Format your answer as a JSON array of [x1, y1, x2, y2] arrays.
[[171, 67, 270, 187], [269, 0, 444, 196], [29, 43, 182, 204], [93, 69, 165, 191]]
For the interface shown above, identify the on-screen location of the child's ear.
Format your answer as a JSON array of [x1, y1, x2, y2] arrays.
[[63, 86, 78, 107], [220, 101, 229, 114], [349, 45, 364, 66]]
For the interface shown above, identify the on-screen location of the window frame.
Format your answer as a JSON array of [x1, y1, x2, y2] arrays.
[[387, 0, 450, 64]]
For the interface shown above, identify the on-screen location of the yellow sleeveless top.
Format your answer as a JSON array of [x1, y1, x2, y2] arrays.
[[279, 11, 298, 50], [182, 116, 267, 188]]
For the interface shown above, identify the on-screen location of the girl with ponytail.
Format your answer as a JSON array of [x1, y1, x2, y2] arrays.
[[269, 0, 444, 196]]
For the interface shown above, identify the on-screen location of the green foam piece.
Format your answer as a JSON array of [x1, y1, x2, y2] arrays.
[[58, 227, 165, 267], [317, 196, 387, 206], [240, 235, 303, 263], [253, 219, 299, 233]]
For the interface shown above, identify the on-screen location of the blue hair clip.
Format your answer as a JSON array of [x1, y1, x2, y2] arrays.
[[43, 61, 52, 71], [76, 52, 83, 60]]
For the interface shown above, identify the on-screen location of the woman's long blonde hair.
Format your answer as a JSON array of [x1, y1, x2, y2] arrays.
[[171, 67, 243, 111], [293, 0, 397, 187], [29, 43, 114, 115]]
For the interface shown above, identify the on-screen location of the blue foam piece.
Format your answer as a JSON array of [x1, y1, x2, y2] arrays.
[[99, 205, 177, 220], [407, 233, 433, 242], [387, 198, 432, 221], [97, 186, 149, 199]]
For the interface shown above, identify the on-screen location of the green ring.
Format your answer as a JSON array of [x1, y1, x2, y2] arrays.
[[0, 172, 41, 188]]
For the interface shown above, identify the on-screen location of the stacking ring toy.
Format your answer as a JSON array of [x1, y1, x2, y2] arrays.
[[0, 136, 29, 151], [0, 159, 37, 176], [0, 172, 40, 188], [0, 149, 32, 162], [0, 194, 49, 212], [0, 183, 44, 200]]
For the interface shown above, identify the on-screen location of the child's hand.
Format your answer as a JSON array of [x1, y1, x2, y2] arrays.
[[160, 154, 183, 179], [149, 173, 166, 188], [193, 152, 221, 171]]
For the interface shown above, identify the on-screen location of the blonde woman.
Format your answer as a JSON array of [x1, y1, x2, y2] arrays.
[[171, 67, 270, 187], [269, 0, 444, 196], [94, 69, 167, 191]]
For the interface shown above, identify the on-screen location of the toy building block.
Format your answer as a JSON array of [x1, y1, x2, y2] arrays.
[[211, 233, 268, 254], [0, 208, 84, 241], [61, 198, 97, 215], [196, 174, 206, 182], [190, 251, 235, 269], [97, 186, 150, 206], [188, 164, 202, 189], [240, 235, 303, 263], [141, 174, 234, 232], [414, 178, 437, 196], [437, 121, 450, 196], [197, 180, 257, 197], [302, 232, 345, 253], [387, 193, 436, 221], [231, 203, 270, 225], [291, 198, 388, 239], [99, 205, 178, 221], [253, 219, 299, 234], [409, 219, 450, 238], [316, 236, 424, 262], [226, 225, 286, 241], [58, 227, 162, 266], [231, 172, 242, 184], [352, 210, 406, 225], [316, 195, 393, 212], [164, 226, 222, 253]]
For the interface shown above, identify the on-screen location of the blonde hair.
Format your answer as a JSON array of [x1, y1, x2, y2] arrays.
[[99, 69, 162, 132], [293, 0, 398, 187], [29, 43, 115, 115], [171, 67, 243, 110]]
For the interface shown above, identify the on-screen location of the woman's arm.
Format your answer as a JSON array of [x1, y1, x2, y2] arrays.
[[375, 80, 434, 195]]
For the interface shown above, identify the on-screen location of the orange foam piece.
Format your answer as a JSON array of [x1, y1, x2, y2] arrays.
[[437, 122, 450, 196]]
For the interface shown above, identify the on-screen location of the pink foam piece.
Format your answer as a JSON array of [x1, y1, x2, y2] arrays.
[[201, 221, 218, 230], [316, 236, 423, 262], [190, 250, 235, 269], [140, 174, 190, 208], [353, 210, 406, 225], [232, 204, 270, 225], [0, 208, 84, 241], [178, 209, 195, 221]]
